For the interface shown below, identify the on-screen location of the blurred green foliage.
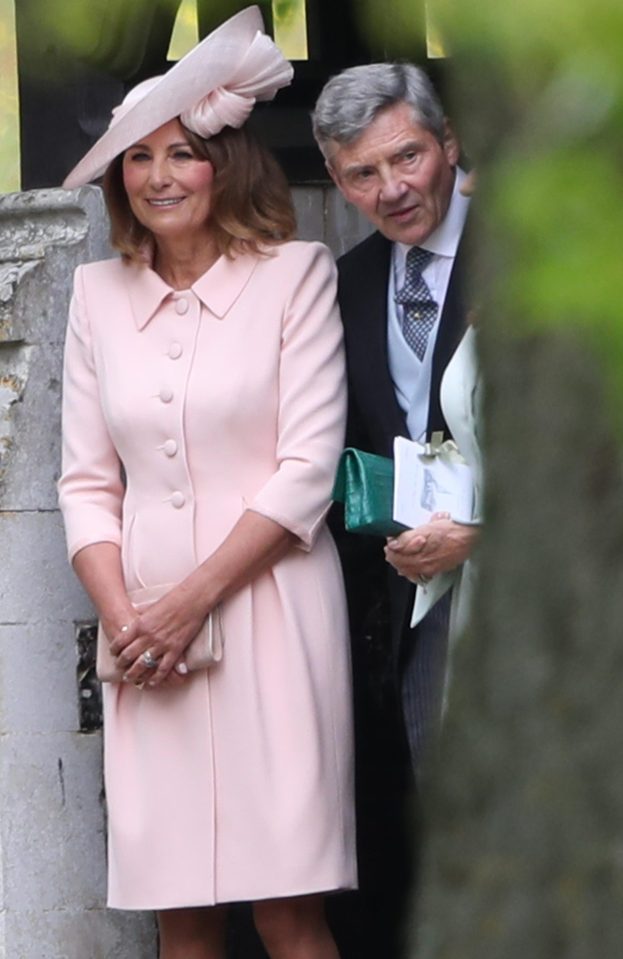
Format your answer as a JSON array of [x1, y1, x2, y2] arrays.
[[0, 0, 19, 192], [358, 0, 427, 59], [23, 0, 181, 78], [368, 0, 623, 418], [22, 1, 290, 75]]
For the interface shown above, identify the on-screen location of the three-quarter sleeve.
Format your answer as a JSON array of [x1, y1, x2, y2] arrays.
[[57, 266, 124, 562], [249, 243, 346, 550]]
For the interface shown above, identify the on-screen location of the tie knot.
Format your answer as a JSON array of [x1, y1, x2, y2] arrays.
[[406, 246, 433, 276], [395, 246, 435, 308]]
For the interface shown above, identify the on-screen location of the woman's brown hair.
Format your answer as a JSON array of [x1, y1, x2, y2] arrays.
[[103, 122, 296, 262]]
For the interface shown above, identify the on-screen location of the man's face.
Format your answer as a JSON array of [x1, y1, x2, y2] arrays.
[[327, 101, 459, 246]]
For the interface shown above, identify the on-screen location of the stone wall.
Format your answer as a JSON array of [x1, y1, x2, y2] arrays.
[[0, 187, 156, 958], [0, 184, 369, 958]]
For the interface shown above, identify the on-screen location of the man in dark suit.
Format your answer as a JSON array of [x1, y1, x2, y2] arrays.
[[312, 63, 474, 774]]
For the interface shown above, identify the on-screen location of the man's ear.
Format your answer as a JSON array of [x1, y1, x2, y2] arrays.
[[442, 119, 460, 166]]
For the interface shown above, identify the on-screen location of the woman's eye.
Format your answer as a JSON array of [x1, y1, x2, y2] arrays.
[[128, 151, 150, 162], [172, 150, 194, 161]]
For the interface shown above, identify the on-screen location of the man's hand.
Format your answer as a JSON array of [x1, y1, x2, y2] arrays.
[[385, 513, 478, 582]]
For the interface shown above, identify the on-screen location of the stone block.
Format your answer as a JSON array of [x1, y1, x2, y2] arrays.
[[0, 510, 93, 625], [0, 262, 40, 343], [0, 732, 106, 911], [0, 331, 64, 510], [0, 187, 112, 511], [2, 907, 155, 959], [0, 188, 110, 267], [0, 621, 81, 734]]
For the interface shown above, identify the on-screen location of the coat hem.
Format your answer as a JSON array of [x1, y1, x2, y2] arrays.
[[107, 878, 359, 912]]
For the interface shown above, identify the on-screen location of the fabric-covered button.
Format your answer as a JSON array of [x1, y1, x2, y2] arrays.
[[163, 439, 178, 457], [175, 297, 189, 315], [159, 388, 174, 403], [171, 491, 185, 508], [168, 342, 183, 359]]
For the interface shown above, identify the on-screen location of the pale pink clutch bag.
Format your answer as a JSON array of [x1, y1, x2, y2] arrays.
[[96, 583, 224, 682]]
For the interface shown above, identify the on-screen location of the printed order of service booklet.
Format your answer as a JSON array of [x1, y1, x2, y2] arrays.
[[393, 435, 474, 530]]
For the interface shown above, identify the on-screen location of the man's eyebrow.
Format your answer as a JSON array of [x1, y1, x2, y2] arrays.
[[342, 161, 374, 178], [393, 139, 424, 156], [342, 139, 425, 177]]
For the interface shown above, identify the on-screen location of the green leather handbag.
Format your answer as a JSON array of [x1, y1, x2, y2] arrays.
[[332, 448, 408, 537]]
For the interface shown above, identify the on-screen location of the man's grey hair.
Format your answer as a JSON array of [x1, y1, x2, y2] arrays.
[[312, 63, 446, 161]]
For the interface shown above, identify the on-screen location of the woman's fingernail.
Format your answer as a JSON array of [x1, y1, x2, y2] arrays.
[[176, 662, 188, 675]]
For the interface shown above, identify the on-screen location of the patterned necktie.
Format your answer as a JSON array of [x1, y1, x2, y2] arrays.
[[394, 247, 437, 361]]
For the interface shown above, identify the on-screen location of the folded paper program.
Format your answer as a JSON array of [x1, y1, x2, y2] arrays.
[[393, 434, 474, 530]]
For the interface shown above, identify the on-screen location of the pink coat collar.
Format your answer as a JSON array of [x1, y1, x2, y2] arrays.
[[123, 251, 262, 331]]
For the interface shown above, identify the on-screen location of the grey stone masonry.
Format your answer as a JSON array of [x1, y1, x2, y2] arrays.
[[0, 187, 155, 959]]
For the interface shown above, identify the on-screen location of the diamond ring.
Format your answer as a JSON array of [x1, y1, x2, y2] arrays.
[[141, 650, 159, 669]]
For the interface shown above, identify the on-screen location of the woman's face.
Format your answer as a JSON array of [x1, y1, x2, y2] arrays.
[[122, 118, 215, 243]]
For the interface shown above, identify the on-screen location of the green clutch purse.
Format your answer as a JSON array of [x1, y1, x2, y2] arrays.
[[332, 447, 408, 537]]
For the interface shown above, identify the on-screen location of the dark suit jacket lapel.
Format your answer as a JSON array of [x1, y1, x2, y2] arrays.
[[338, 232, 408, 456]]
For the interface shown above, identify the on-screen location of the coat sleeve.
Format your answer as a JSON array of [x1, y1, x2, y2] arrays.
[[57, 265, 124, 562], [248, 243, 347, 551]]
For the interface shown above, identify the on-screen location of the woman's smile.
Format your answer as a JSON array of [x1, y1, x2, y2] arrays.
[[146, 196, 185, 207]]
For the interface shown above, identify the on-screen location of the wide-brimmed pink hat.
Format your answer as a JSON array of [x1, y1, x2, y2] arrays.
[[63, 5, 292, 188]]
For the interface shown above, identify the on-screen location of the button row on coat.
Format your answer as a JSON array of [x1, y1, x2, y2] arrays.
[[162, 299, 190, 510]]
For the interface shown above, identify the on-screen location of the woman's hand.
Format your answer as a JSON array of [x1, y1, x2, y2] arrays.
[[74, 514, 293, 689], [385, 512, 478, 582], [109, 584, 209, 688]]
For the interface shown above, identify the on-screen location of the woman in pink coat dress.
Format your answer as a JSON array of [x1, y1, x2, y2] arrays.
[[58, 8, 355, 958]]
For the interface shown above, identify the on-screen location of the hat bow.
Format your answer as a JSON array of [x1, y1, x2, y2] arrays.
[[181, 31, 293, 138]]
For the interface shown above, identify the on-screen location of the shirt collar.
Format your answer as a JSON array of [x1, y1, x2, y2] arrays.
[[395, 166, 470, 269], [124, 250, 261, 331]]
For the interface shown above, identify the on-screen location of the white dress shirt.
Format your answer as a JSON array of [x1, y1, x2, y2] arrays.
[[387, 166, 470, 441]]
